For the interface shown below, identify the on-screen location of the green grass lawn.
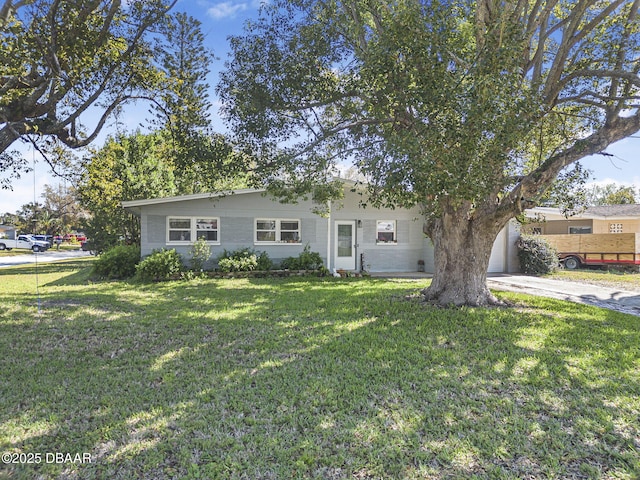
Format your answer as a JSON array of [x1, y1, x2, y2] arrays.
[[1, 260, 638, 479]]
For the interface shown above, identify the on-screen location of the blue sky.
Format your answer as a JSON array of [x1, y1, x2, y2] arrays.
[[1, 0, 639, 213]]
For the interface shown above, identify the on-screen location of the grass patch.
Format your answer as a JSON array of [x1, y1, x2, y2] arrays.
[[1, 261, 639, 479]]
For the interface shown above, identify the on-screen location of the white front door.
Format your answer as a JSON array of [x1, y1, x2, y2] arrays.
[[335, 221, 356, 270]]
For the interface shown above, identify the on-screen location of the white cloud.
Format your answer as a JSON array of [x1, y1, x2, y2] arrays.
[[207, 1, 249, 19]]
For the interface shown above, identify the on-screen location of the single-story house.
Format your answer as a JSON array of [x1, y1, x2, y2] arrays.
[[522, 205, 640, 268], [122, 182, 520, 273], [0, 225, 15, 239], [524, 205, 640, 235]]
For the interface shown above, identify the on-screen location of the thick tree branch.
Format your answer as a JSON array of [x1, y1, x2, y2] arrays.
[[507, 112, 640, 214], [0, 0, 176, 156]]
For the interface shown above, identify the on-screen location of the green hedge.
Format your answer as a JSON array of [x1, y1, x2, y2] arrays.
[[93, 245, 141, 279], [136, 249, 184, 281]]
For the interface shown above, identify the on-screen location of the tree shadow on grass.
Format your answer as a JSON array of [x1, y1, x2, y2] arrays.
[[1, 277, 638, 479]]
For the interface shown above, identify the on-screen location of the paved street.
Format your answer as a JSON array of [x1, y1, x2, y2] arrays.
[[0, 249, 92, 268]]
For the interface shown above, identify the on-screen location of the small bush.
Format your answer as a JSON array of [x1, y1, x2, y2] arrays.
[[93, 244, 141, 279], [136, 249, 184, 281], [189, 237, 212, 272], [517, 235, 559, 274], [280, 256, 300, 270], [217, 248, 272, 272], [256, 251, 273, 271], [280, 244, 325, 271]]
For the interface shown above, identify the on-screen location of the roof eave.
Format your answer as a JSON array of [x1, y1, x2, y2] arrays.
[[120, 188, 266, 209]]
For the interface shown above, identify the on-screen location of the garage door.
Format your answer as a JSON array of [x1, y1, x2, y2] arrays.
[[488, 227, 506, 273]]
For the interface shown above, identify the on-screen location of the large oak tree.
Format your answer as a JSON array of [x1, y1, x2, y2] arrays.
[[219, 0, 640, 306]]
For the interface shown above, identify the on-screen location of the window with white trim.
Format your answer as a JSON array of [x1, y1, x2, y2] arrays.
[[196, 218, 219, 241], [167, 217, 219, 244], [609, 223, 623, 233], [255, 219, 301, 244], [376, 220, 397, 244]]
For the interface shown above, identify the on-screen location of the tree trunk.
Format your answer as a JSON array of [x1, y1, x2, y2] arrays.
[[423, 208, 505, 307]]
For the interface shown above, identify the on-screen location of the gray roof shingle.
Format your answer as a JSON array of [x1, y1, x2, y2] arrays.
[[585, 204, 640, 217]]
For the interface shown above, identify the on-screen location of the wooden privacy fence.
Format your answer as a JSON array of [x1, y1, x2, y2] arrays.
[[541, 233, 640, 265]]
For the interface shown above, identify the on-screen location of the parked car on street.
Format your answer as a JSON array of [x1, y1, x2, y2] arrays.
[[0, 234, 50, 252], [33, 235, 53, 247]]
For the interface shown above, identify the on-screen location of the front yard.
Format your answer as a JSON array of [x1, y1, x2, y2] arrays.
[[1, 260, 638, 479]]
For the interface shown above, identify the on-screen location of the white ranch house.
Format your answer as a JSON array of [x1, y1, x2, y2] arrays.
[[122, 182, 520, 274]]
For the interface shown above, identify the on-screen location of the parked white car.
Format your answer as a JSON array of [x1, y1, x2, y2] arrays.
[[0, 234, 50, 252]]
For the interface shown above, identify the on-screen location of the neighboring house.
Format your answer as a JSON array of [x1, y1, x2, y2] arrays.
[[122, 182, 520, 273], [0, 225, 16, 239], [525, 205, 640, 235], [524, 205, 640, 268]]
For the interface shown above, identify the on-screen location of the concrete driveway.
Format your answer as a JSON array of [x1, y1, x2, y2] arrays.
[[373, 272, 640, 317], [0, 249, 92, 268], [487, 274, 640, 317]]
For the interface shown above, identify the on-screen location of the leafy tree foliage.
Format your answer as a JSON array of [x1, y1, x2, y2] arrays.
[[79, 8, 246, 251], [149, 12, 250, 194], [587, 183, 639, 205], [219, 0, 640, 306], [2, 183, 85, 235], [79, 130, 246, 250], [40, 184, 87, 233], [0, 0, 175, 184], [78, 132, 177, 251], [152, 12, 213, 138]]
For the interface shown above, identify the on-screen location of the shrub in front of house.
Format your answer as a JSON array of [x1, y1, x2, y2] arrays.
[[189, 237, 212, 272], [517, 234, 559, 274], [93, 244, 141, 279], [280, 244, 326, 271], [216, 248, 273, 272], [136, 248, 184, 281], [256, 251, 273, 271]]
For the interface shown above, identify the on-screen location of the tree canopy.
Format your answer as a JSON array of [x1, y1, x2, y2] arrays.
[[0, 0, 175, 185], [219, 0, 640, 305], [588, 183, 639, 205], [78, 132, 177, 251]]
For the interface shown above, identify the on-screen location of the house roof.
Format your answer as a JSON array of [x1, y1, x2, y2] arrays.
[[529, 204, 640, 220], [121, 187, 265, 209], [583, 204, 640, 217], [121, 178, 361, 212]]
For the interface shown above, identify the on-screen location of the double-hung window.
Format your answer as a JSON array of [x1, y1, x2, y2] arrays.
[[255, 219, 301, 244], [376, 220, 397, 244], [168, 218, 192, 242], [167, 217, 219, 244]]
